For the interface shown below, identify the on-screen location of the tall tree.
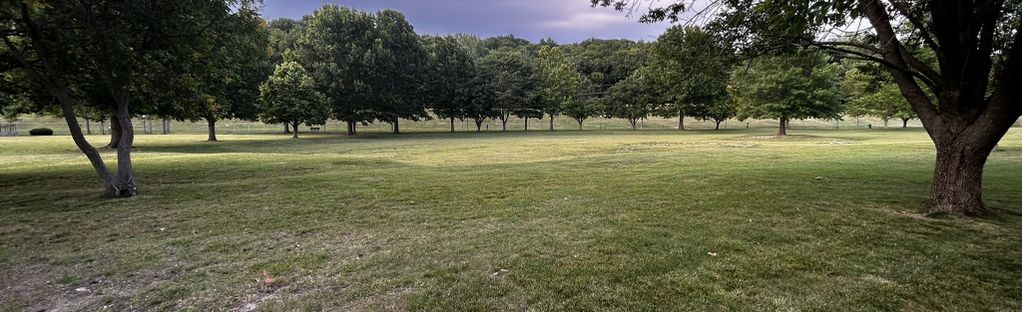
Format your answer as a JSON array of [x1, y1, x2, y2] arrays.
[[2, 0, 249, 197], [605, 68, 657, 130], [424, 36, 476, 132], [295, 5, 376, 136], [730, 52, 844, 135], [648, 26, 734, 130], [536, 45, 583, 130], [593, 0, 1022, 215], [259, 61, 328, 139], [564, 74, 606, 130], [369, 10, 429, 134], [478, 47, 538, 131]]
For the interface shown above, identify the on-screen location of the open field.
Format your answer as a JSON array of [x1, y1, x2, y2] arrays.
[[1, 128, 1021, 311]]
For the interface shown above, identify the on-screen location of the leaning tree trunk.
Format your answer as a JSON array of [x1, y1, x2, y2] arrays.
[[106, 115, 123, 148], [292, 121, 300, 139], [206, 117, 218, 142], [777, 118, 788, 136]]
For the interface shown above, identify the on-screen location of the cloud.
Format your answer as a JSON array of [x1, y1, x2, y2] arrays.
[[260, 0, 670, 43]]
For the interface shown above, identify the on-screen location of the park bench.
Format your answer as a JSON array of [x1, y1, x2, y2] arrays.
[[310, 126, 321, 133]]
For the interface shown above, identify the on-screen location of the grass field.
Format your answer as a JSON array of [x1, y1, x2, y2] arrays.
[[1, 127, 1021, 311]]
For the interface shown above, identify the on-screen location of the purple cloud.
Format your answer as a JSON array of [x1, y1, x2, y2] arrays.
[[260, 0, 670, 43]]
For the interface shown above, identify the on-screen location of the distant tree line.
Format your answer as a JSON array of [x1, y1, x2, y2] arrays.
[[0, 2, 912, 197]]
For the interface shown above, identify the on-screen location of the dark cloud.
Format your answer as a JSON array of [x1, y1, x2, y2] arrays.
[[260, 0, 670, 43]]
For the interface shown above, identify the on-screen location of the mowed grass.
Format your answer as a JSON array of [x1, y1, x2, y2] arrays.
[[1, 128, 1021, 311]]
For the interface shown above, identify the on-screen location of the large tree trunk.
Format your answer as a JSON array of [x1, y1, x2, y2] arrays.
[[450, 116, 456, 133], [524, 117, 529, 131], [902, 118, 910, 128], [106, 115, 122, 148], [162, 116, 170, 134], [500, 116, 508, 131], [206, 117, 217, 142], [475, 118, 484, 132], [715, 119, 722, 130], [927, 142, 991, 215], [292, 121, 300, 139], [392, 119, 400, 134], [284, 123, 291, 134], [777, 118, 788, 136], [679, 110, 685, 130], [549, 114, 555, 131], [346, 120, 355, 136]]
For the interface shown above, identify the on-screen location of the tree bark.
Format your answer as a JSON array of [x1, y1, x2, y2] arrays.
[[292, 121, 300, 139], [475, 118, 484, 132], [927, 142, 991, 215], [715, 119, 722, 130], [549, 114, 555, 131], [106, 115, 122, 148], [778, 118, 788, 136], [392, 119, 400, 134], [346, 120, 355, 136], [578, 118, 584, 130], [524, 117, 529, 131], [500, 117, 508, 131], [450, 116, 456, 132], [111, 90, 136, 197], [902, 118, 909, 128], [284, 123, 291, 134], [679, 110, 685, 130], [629, 118, 637, 130], [162, 116, 170, 134], [206, 117, 218, 142], [883, 117, 889, 128], [85, 119, 92, 135]]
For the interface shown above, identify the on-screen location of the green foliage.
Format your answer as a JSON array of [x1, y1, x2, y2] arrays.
[[478, 48, 540, 127], [841, 67, 915, 127], [648, 26, 735, 124], [604, 68, 658, 128], [535, 45, 583, 120], [731, 52, 844, 123], [258, 61, 329, 135], [294, 5, 376, 125], [368, 10, 430, 125], [423, 36, 477, 123]]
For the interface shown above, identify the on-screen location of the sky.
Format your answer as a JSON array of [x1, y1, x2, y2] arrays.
[[259, 0, 672, 43]]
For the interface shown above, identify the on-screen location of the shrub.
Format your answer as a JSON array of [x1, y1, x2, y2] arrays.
[[29, 128, 54, 136]]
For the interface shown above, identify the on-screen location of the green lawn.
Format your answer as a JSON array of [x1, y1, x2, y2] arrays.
[[1, 128, 1021, 311]]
